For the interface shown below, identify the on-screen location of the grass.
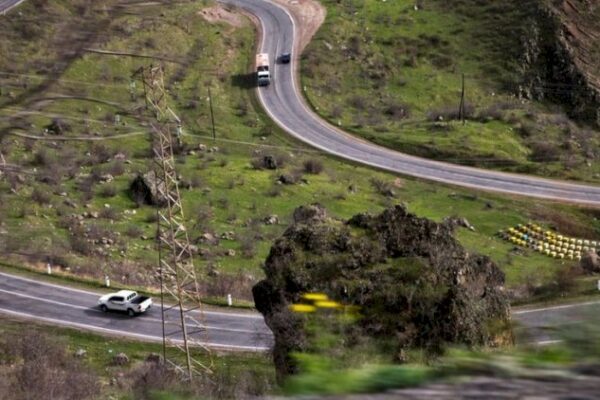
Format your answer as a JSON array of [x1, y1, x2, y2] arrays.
[[301, 0, 600, 182], [0, 0, 598, 308]]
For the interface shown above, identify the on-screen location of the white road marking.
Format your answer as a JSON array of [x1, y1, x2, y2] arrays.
[[0, 307, 270, 352], [513, 300, 600, 315]]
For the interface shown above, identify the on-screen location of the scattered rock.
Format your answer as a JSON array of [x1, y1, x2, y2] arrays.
[[264, 215, 279, 225], [111, 352, 129, 366], [99, 174, 114, 183], [444, 216, 476, 232], [63, 199, 77, 208], [581, 250, 600, 274], [292, 203, 327, 224], [226, 249, 236, 257], [200, 232, 217, 244], [220, 231, 235, 240], [74, 348, 87, 358], [145, 353, 161, 364], [278, 174, 297, 185]]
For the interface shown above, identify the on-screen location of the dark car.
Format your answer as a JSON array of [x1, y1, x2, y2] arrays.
[[279, 52, 291, 64]]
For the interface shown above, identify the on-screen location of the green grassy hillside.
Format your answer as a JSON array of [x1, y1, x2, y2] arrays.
[[301, 0, 600, 182]]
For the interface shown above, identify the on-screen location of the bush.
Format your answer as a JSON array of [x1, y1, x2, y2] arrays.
[[31, 187, 51, 204], [427, 103, 474, 122], [370, 178, 396, 197], [303, 158, 324, 174], [125, 224, 143, 238], [383, 101, 411, 120], [70, 235, 94, 256], [99, 207, 118, 220], [99, 184, 117, 198], [2, 331, 99, 400]]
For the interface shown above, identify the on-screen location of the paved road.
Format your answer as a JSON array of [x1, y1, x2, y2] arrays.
[[513, 300, 600, 345], [1, 270, 598, 349], [0, 272, 273, 351], [221, 0, 600, 206], [0, 0, 24, 14]]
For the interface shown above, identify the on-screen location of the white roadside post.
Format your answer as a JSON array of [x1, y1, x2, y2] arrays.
[[46, 263, 52, 275], [227, 294, 232, 307], [597, 279, 600, 291], [105, 275, 110, 288]]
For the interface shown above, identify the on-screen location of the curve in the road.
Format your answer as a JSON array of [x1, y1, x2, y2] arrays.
[[221, 0, 600, 206]]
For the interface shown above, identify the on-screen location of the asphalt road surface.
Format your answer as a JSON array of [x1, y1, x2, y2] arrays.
[[221, 0, 600, 206], [0, 0, 24, 14], [2, 269, 599, 350], [513, 300, 600, 345], [0, 272, 273, 351]]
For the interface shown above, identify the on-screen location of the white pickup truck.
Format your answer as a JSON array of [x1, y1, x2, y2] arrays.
[[98, 290, 152, 317]]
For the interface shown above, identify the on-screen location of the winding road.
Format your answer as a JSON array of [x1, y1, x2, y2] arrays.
[[223, 0, 600, 206], [1, 0, 600, 350]]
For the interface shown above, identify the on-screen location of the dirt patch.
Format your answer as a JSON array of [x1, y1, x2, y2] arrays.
[[270, 0, 326, 53], [198, 4, 244, 28]]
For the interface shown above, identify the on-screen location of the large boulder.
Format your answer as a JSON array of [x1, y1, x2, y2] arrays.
[[253, 205, 511, 382], [129, 171, 167, 207], [581, 250, 600, 274]]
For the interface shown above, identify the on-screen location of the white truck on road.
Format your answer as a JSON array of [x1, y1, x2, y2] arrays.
[[256, 53, 271, 86], [98, 290, 152, 316]]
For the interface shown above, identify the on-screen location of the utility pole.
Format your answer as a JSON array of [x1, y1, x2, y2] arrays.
[[458, 73, 466, 125], [208, 87, 216, 141], [133, 65, 212, 381]]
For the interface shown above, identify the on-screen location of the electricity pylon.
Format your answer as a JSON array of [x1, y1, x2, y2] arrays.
[[133, 64, 211, 380]]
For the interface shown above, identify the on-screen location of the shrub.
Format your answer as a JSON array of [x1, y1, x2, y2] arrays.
[[70, 235, 94, 256], [125, 224, 144, 238], [426, 103, 474, 122], [31, 187, 51, 204], [239, 232, 257, 258], [107, 160, 125, 176], [32, 149, 54, 167], [2, 331, 99, 400], [99, 207, 118, 220], [347, 95, 368, 111], [370, 178, 396, 198], [303, 158, 324, 174], [383, 101, 411, 120], [99, 184, 117, 198]]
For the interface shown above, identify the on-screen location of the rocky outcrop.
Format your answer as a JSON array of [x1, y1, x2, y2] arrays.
[[519, 0, 600, 124], [253, 205, 511, 382]]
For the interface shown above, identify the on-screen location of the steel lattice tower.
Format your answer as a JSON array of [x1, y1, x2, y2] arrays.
[[134, 64, 211, 380]]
